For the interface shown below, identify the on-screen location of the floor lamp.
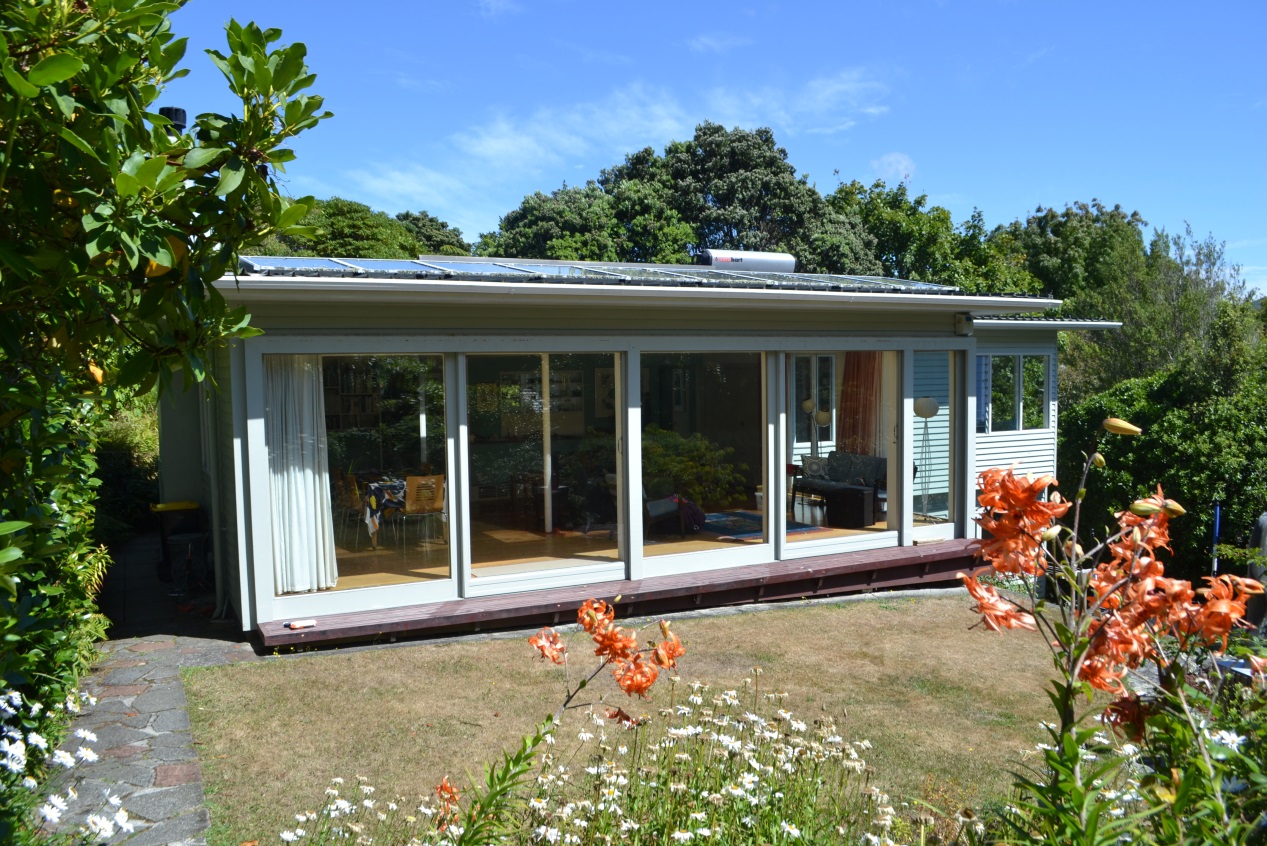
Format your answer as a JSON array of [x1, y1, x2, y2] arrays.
[[913, 396, 939, 521]]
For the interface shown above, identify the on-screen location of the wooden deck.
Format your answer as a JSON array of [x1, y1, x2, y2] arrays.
[[258, 538, 980, 648]]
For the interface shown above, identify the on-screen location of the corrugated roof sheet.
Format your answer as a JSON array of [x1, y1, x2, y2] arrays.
[[237, 255, 1024, 297]]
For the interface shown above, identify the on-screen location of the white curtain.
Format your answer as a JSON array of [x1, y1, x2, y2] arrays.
[[265, 355, 338, 593]]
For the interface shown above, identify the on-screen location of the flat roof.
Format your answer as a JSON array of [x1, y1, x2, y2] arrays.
[[226, 255, 1060, 315]]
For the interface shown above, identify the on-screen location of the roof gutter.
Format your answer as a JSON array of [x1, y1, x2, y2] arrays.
[[216, 274, 1061, 315], [974, 319, 1122, 331]]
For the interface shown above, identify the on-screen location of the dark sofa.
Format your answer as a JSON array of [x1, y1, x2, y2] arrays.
[[793, 451, 887, 529]]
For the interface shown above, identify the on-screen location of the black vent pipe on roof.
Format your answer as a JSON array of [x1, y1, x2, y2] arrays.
[[158, 106, 186, 134]]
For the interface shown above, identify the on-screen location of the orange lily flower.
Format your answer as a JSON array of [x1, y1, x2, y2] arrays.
[[606, 706, 644, 728], [528, 627, 567, 664], [1103, 693, 1149, 741], [975, 467, 1069, 577], [613, 653, 659, 697], [578, 598, 615, 634], [592, 624, 638, 663], [434, 776, 461, 829], [959, 572, 1037, 632], [652, 620, 686, 669]]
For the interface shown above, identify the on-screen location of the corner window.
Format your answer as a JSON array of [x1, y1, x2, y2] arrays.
[[976, 355, 1048, 433]]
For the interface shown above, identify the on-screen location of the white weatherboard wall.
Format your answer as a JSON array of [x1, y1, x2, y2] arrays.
[[973, 330, 1059, 479]]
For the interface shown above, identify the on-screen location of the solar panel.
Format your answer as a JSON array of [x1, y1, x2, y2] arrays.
[[419, 260, 530, 275], [499, 263, 615, 278], [240, 256, 348, 271], [333, 259, 442, 272], [233, 255, 968, 296]]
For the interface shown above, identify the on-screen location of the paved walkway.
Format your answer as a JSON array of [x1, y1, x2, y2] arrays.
[[48, 534, 261, 845]]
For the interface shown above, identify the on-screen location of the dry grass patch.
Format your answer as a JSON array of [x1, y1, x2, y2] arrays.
[[185, 594, 1056, 845]]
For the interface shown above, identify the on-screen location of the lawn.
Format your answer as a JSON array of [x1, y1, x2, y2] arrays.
[[184, 593, 1057, 845]]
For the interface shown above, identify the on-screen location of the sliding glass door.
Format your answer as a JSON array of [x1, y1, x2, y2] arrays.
[[465, 353, 622, 579], [786, 351, 899, 542], [266, 353, 450, 596]]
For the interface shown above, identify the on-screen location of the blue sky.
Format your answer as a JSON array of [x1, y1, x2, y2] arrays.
[[169, 1, 1266, 290]]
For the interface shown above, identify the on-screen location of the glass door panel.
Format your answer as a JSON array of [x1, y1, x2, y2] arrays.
[[786, 351, 898, 542], [912, 350, 956, 526], [641, 352, 765, 557], [278, 354, 451, 595], [466, 353, 621, 578]]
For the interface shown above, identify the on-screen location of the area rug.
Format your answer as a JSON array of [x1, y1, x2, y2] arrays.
[[701, 511, 823, 540]]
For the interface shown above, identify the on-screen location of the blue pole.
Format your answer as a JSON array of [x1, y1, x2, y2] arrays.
[[1212, 499, 1221, 576]]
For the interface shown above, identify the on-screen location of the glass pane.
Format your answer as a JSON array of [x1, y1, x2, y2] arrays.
[[788, 351, 898, 542], [642, 353, 764, 556], [1021, 356, 1047, 429], [975, 355, 991, 434], [912, 351, 955, 525], [270, 354, 449, 596], [990, 356, 1017, 432], [467, 353, 621, 577], [793, 356, 812, 443]]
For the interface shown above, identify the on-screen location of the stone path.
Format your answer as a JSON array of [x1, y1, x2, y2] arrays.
[[42, 534, 262, 845]]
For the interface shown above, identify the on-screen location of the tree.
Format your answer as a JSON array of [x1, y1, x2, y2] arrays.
[[828, 179, 960, 281], [478, 182, 622, 261], [0, 4, 327, 833], [255, 197, 419, 258], [396, 209, 471, 256]]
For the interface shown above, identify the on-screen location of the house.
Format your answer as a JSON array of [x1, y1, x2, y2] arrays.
[[155, 254, 1116, 644]]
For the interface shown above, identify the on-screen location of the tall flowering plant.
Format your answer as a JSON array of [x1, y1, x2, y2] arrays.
[[963, 418, 1267, 843]]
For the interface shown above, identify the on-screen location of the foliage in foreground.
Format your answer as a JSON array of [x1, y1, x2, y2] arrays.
[[962, 418, 1267, 843], [0, 0, 328, 838]]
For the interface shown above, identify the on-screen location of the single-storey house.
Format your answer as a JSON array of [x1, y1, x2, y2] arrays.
[[155, 253, 1115, 644]]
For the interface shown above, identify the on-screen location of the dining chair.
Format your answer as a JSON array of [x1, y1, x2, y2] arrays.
[[400, 474, 446, 548], [336, 472, 364, 550]]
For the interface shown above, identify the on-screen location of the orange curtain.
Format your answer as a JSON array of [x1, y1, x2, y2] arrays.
[[838, 352, 882, 455]]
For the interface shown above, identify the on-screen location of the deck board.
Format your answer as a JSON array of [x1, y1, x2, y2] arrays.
[[258, 539, 979, 648]]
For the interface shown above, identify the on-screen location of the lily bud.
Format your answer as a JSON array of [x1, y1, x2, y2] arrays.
[[1162, 499, 1186, 518], [1091, 452, 1106, 469], [1041, 525, 1061, 542], [1130, 499, 1162, 516], [1103, 417, 1142, 436], [1050, 491, 1063, 504], [1063, 540, 1084, 560]]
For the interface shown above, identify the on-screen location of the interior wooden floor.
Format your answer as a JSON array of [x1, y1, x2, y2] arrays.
[[314, 499, 903, 594]]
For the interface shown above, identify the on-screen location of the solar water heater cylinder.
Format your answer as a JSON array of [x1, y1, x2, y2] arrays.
[[700, 249, 796, 273]]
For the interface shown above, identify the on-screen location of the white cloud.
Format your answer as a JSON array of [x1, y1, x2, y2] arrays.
[[687, 33, 753, 54], [871, 152, 916, 183], [477, 0, 520, 18], [338, 69, 891, 238]]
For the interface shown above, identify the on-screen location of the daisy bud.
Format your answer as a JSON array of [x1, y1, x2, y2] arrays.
[[1130, 499, 1162, 516], [1091, 452, 1106, 469], [1163, 499, 1185, 517], [1103, 417, 1141, 436]]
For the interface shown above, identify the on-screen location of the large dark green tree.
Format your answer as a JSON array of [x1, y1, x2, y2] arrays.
[[0, 3, 327, 834], [255, 196, 417, 258], [477, 182, 622, 261], [396, 208, 471, 256]]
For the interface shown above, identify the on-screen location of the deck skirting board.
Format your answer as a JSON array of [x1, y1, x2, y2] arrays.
[[258, 539, 979, 647]]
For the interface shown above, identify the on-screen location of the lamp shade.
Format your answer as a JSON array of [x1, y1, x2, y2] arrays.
[[913, 396, 939, 419], [814, 410, 832, 427], [801, 398, 816, 414]]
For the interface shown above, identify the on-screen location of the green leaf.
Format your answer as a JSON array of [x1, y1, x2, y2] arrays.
[[27, 53, 83, 86], [214, 158, 246, 196], [2, 60, 38, 97], [117, 351, 155, 387], [183, 146, 228, 170], [114, 172, 140, 197], [0, 546, 22, 566], [57, 126, 100, 161], [135, 156, 168, 191], [0, 521, 30, 537]]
